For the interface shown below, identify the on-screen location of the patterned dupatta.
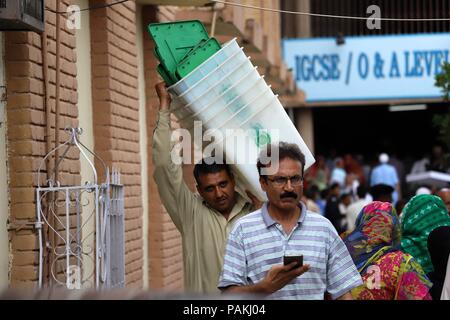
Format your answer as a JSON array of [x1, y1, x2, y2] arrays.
[[343, 201, 401, 274], [343, 201, 432, 300]]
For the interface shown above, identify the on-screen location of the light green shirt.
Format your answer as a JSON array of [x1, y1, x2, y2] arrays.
[[152, 110, 252, 294]]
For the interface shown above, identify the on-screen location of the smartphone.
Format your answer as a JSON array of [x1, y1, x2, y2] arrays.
[[283, 255, 303, 269]]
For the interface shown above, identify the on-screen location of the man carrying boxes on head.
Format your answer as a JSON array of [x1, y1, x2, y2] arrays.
[[152, 82, 259, 294]]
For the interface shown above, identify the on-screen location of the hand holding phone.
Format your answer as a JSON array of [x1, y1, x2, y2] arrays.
[[283, 255, 303, 270]]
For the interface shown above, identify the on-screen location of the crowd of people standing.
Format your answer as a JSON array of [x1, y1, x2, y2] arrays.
[[302, 150, 449, 233], [301, 150, 450, 300]]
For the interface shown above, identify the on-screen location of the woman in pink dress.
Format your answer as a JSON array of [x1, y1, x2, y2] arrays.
[[342, 201, 432, 300]]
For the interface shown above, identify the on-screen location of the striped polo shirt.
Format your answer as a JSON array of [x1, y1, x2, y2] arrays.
[[218, 202, 363, 299]]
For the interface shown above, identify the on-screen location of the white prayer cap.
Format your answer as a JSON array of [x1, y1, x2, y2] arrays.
[[379, 153, 389, 163], [416, 187, 431, 195]]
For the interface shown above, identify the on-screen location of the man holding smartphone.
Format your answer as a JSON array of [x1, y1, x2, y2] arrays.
[[219, 142, 362, 299]]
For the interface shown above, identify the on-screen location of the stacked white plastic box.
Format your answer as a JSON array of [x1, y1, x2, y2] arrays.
[[168, 38, 315, 201]]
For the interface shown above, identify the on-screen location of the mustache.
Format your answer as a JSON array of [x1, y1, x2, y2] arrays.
[[280, 192, 298, 199]]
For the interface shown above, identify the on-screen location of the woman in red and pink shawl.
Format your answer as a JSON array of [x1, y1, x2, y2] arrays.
[[342, 201, 432, 300]]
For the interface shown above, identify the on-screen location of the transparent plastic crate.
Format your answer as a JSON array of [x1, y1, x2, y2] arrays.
[[168, 38, 244, 96], [239, 98, 315, 171], [179, 64, 261, 128], [204, 77, 273, 130], [165, 38, 315, 201], [210, 84, 276, 131], [176, 56, 252, 107]]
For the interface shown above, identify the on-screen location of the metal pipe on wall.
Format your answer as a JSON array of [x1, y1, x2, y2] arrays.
[[41, 17, 52, 287], [54, 1, 61, 183], [42, 23, 51, 179], [40, 0, 63, 287], [52, 0, 63, 287]]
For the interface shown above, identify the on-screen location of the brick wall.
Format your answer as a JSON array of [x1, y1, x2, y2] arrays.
[[4, 0, 287, 291], [5, 0, 79, 288], [142, 5, 184, 290], [89, 0, 143, 287]]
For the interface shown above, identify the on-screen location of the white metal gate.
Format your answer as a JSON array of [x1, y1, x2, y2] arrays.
[[36, 128, 125, 289]]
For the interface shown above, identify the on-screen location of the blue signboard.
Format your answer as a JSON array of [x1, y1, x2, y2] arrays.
[[282, 33, 450, 103]]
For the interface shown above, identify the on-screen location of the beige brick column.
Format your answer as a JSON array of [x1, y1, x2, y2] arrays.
[[89, 0, 143, 287], [142, 5, 184, 290]]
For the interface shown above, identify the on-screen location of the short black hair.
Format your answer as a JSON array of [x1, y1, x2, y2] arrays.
[[340, 193, 351, 201], [330, 182, 340, 190], [370, 184, 394, 200], [320, 188, 330, 199], [193, 157, 233, 185], [257, 142, 306, 179], [305, 185, 319, 199], [356, 185, 367, 198]]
